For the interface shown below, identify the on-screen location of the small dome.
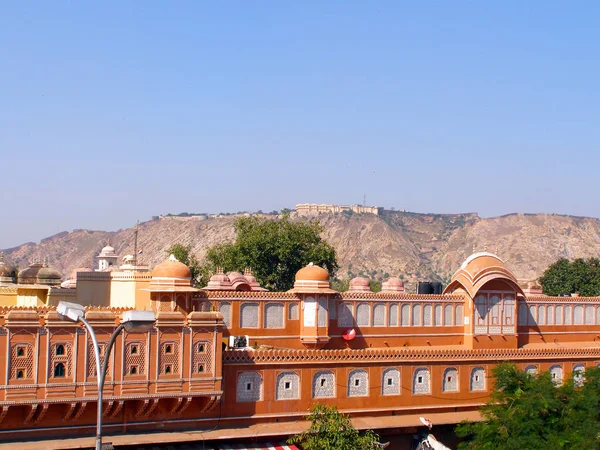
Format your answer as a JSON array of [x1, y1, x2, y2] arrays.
[[37, 265, 62, 282], [349, 276, 371, 292], [295, 263, 329, 282], [209, 272, 230, 283], [152, 254, 192, 279], [381, 277, 405, 293], [0, 255, 16, 280], [18, 262, 44, 284], [227, 271, 245, 282], [99, 244, 117, 258], [386, 277, 404, 287]]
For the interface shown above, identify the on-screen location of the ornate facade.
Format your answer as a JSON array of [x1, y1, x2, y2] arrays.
[[0, 251, 599, 445]]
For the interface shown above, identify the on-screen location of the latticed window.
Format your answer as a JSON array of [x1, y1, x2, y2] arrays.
[[444, 304, 453, 326], [356, 303, 370, 327], [338, 303, 354, 327], [313, 371, 335, 398], [237, 372, 263, 402], [11, 342, 34, 380], [423, 304, 432, 326], [413, 368, 430, 394], [389, 304, 398, 326], [125, 341, 145, 376], [382, 368, 400, 396], [219, 302, 231, 328], [160, 341, 179, 375], [265, 303, 285, 329], [276, 372, 300, 400], [470, 367, 485, 391], [87, 342, 109, 378], [434, 304, 442, 326], [347, 369, 368, 397], [401, 304, 410, 326], [192, 339, 212, 376], [51, 342, 73, 379], [412, 304, 421, 326], [373, 303, 386, 327], [240, 303, 259, 328], [443, 367, 458, 392], [288, 302, 299, 320]]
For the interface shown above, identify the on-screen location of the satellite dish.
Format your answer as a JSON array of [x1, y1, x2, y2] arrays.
[[342, 328, 356, 341]]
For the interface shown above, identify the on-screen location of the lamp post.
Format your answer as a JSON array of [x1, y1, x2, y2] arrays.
[[57, 301, 155, 450]]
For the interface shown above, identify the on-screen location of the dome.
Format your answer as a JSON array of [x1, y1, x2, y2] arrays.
[[151, 254, 192, 279], [381, 277, 405, 293], [295, 263, 330, 282], [349, 276, 371, 292], [18, 262, 44, 284], [99, 244, 117, 258], [0, 255, 16, 283], [209, 272, 230, 283], [37, 265, 62, 285], [227, 271, 245, 282], [444, 252, 524, 297]]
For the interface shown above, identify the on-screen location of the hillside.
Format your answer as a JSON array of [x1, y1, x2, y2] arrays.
[[4, 211, 600, 290]]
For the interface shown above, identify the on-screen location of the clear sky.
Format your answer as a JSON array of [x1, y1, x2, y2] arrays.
[[1, 1, 599, 249]]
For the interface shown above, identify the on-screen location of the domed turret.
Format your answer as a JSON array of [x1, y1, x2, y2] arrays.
[[349, 276, 371, 292], [18, 261, 62, 286], [290, 263, 334, 293], [381, 277, 405, 293], [97, 242, 118, 271], [0, 254, 17, 284], [151, 254, 192, 280]]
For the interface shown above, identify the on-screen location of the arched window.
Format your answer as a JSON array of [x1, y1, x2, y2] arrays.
[[555, 305, 563, 325], [546, 306, 553, 325], [264, 303, 285, 329], [240, 303, 259, 328], [413, 368, 430, 394], [56, 344, 65, 356], [537, 305, 545, 325], [444, 304, 453, 326], [373, 303, 386, 327], [382, 368, 400, 396], [276, 372, 300, 400], [356, 303, 370, 327], [442, 367, 458, 392], [434, 304, 442, 326], [470, 367, 485, 391], [219, 302, 231, 328], [412, 304, 421, 326], [585, 306, 594, 325], [338, 303, 354, 327], [573, 364, 585, 387], [550, 365, 563, 385], [423, 304, 432, 326], [525, 365, 537, 376], [318, 297, 328, 327], [564, 306, 572, 325], [528, 305, 537, 325], [389, 304, 399, 326], [475, 295, 487, 326], [236, 372, 263, 402], [455, 305, 464, 325], [313, 371, 335, 399], [348, 369, 369, 397], [518, 303, 528, 326], [54, 363, 65, 378], [288, 302, 299, 320], [401, 304, 410, 326], [574, 305, 583, 325]]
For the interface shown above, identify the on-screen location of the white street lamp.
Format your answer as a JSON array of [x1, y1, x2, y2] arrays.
[[57, 302, 156, 450]]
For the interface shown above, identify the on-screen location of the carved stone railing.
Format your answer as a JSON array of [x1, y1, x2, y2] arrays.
[[223, 346, 600, 364]]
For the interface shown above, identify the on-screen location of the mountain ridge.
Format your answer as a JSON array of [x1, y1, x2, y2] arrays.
[[4, 210, 600, 290]]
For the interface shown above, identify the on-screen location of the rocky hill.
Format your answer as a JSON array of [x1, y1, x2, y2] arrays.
[[4, 211, 600, 290]]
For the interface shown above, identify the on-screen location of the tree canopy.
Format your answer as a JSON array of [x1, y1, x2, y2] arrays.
[[539, 257, 600, 296], [204, 216, 338, 291], [287, 404, 382, 450], [456, 362, 600, 450], [166, 243, 203, 287]]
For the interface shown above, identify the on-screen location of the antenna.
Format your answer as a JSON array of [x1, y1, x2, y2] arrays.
[[363, 194, 366, 207]]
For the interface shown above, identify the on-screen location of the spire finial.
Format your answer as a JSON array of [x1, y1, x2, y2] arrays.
[[484, 243, 488, 252]]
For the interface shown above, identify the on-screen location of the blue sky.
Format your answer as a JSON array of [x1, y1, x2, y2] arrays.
[[1, 1, 599, 248]]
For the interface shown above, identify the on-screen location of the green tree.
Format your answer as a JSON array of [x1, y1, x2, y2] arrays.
[[287, 404, 382, 450], [331, 278, 350, 292], [539, 257, 600, 296], [204, 216, 338, 291], [456, 363, 600, 450], [166, 244, 205, 287], [369, 280, 382, 293]]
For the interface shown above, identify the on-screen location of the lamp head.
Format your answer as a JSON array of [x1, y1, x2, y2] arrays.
[[57, 301, 85, 323], [122, 310, 156, 332]]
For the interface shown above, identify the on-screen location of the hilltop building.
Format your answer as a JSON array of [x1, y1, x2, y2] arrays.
[[295, 203, 381, 216], [0, 247, 598, 446]]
